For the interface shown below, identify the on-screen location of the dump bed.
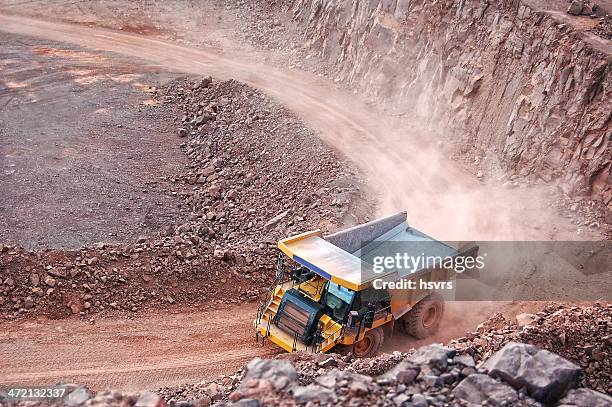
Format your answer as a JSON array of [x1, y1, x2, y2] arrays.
[[278, 212, 459, 291]]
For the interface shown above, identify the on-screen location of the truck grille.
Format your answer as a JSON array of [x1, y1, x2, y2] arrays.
[[275, 301, 309, 338], [274, 289, 324, 345]]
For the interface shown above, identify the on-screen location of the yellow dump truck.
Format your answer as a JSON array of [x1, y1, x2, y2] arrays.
[[254, 212, 477, 357]]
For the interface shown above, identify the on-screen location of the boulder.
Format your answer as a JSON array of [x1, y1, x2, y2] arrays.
[[408, 344, 456, 370], [452, 374, 518, 406], [385, 360, 421, 384], [292, 384, 336, 403], [557, 388, 612, 407], [567, 0, 584, 15], [515, 313, 537, 328], [453, 354, 475, 367], [410, 393, 428, 407], [134, 392, 167, 407], [316, 369, 372, 389], [242, 358, 297, 390], [65, 386, 92, 406], [481, 342, 581, 404]]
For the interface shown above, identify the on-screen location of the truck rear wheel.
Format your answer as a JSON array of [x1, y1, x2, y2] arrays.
[[352, 327, 384, 358], [399, 293, 444, 339]]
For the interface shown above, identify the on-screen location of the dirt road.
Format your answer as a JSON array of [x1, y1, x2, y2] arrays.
[[0, 300, 537, 390], [0, 304, 279, 391]]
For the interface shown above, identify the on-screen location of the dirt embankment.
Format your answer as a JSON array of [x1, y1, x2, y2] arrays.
[[273, 0, 612, 215], [0, 77, 372, 320]]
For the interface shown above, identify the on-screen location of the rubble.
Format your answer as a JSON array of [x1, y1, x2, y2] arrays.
[[448, 303, 612, 394], [6, 334, 610, 406], [157, 339, 610, 407]]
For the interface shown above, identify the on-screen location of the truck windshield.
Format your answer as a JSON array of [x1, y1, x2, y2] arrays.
[[324, 282, 355, 321]]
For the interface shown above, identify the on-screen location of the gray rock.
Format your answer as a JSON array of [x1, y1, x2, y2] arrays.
[[292, 384, 336, 403], [453, 354, 475, 367], [65, 386, 92, 406], [232, 399, 260, 407], [567, 0, 584, 15], [421, 374, 443, 388], [557, 388, 612, 407], [243, 358, 297, 390], [453, 374, 518, 406], [409, 344, 456, 370], [440, 372, 454, 384], [316, 369, 372, 389], [384, 360, 420, 384], [393, 393, 410, 406], [411, 393, 428, 407], [481, 342, 581, 404], [134, 392, 165, 407]]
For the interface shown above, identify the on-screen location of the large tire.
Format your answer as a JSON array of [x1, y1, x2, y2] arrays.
[[399, 293, 444, 339], [352, 327, 384, 358]]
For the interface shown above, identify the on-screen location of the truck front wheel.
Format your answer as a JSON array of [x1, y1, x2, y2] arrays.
[[399, 292, 444, 339], [351, 327, 384, 358]]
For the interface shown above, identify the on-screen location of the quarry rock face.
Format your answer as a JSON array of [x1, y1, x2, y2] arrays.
[[286, 0, 611, 208]]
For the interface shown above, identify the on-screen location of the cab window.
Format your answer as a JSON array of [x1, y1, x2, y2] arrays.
[[323, 282, 355, 321]]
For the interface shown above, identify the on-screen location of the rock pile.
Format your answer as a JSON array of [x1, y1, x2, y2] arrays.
[[449, 303, 612, 394], [1, 385, 168, 407], [159, 342, 611, 407], [0, 239, 262, 320], [158, 78, 368, 255], [0, 77, 370, 320]]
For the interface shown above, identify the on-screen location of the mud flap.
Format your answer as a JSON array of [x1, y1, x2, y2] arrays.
[[382, 320, 394, 339]]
